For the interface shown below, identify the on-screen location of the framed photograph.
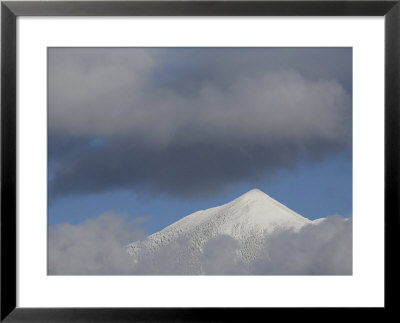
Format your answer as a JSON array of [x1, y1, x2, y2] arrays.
[[1, 0, 399, 321]]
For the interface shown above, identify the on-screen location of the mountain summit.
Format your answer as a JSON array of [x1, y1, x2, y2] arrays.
[[126, 189, 313, 266]]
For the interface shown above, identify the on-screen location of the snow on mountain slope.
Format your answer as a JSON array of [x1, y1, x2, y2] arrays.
[[126, 189, 312, 265]]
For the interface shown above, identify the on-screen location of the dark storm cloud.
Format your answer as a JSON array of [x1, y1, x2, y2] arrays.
[[49, 48, 352, 199], [50, 134, 347, 198], [155, 48, 352, 94]]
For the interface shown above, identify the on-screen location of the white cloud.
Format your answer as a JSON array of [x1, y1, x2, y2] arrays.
[[49, 213, 351, 275], [200, 235, 248, 275], [250, 215, 352, 275], [48, 212, 146, 275]]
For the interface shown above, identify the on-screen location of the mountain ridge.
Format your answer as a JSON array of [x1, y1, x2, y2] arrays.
[[126, 189, 314, 266]]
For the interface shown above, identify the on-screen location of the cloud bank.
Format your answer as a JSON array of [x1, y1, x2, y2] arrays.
[[48, 212, 146, 275], [49, 213, 352, 275], [48, 48, 352, 199]]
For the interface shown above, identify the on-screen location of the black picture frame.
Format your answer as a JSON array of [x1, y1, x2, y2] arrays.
[[1, 1, 399, 321]]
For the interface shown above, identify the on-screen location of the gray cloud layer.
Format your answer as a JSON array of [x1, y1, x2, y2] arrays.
[[49, 48, 352, 198], [48, 212, 146, 275], [48, 213, 352, 275]]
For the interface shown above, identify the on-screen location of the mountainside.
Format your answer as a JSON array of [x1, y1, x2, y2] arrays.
[[126, 189, 316, 267]]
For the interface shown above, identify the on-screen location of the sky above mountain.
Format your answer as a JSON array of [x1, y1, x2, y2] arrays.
[[48, 47, 352, 238]]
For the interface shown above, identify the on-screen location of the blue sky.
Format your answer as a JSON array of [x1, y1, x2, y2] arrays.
[[48, 47, 352, 237]]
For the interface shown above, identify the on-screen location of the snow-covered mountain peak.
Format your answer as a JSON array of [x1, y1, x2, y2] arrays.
[[234, 188, 284, 208], [126, 189, 311, 265], [233, 188, 269, 202], [240, 187, 265, 197], [224, 188, 307, 224]]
